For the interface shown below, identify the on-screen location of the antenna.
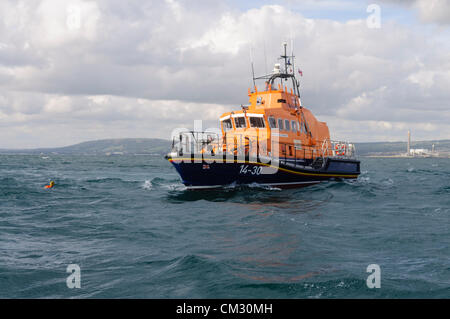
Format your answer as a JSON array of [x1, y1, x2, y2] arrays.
[[250, 46, 256, 88], [289, 39, 301, 106], [263, 38, 268, 76], [289, 38, 298, 97], [290, 38, 294, 73]]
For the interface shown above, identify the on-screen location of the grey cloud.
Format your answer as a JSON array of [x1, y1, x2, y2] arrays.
[[0, 0, 449, 147], [380, 0, 450, 25]]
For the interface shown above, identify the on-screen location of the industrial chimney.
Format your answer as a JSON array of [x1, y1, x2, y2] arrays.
[[407, 130, 411, 155]]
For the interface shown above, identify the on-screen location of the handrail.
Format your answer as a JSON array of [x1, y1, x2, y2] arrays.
[[171, 131, 356, 161]]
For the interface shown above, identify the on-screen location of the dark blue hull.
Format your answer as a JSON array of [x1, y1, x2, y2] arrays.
[[168, 156, 360, 189]]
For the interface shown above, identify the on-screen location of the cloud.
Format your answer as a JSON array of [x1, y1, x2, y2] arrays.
[[414, 0, 450, 25], [381, 0, 450, 25], [0, 90, 229, 148], [0, 0, 449, 148]]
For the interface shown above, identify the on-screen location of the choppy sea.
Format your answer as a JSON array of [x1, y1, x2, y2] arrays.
[[0, 155, 449, 298]]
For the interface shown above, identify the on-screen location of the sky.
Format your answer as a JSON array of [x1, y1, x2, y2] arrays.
[[0, 0, 449, 148]]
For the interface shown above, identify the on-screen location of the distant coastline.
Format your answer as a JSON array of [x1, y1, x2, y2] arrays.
[[363, 154, 450, 158], [0, 138, 170, 156], [356, 139, 450, 158]]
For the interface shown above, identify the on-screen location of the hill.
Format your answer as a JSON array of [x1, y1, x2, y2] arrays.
[[0, 138, 170, 155]]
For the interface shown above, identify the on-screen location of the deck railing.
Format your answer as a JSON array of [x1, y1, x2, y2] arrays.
[[321, 138, 356, 158], [170, 131, 357, 165]]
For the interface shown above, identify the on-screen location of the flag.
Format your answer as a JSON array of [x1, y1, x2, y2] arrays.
[[298, 69, 303, 76]]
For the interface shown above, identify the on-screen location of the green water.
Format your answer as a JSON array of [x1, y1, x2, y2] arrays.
[[0, 155, 448, 298]]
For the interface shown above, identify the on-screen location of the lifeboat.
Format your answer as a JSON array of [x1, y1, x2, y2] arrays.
[[166, 43, 360, 189]]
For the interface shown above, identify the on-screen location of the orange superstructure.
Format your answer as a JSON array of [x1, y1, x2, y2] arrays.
[[219, 66, 332, 161]]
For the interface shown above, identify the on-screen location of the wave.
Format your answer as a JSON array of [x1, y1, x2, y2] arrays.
[[139, 254, 224, 279], [165, 182, 291, 204], [0, 177, 19, 186], [85, 177, 129, 184], [233, 277, 449, 298], [133, 254, 450, 298], [142, 180, 152, 190], [141, 176, 185, 191], [148, 177, 166, 186]]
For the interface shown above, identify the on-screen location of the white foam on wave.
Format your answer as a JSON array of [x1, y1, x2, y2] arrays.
[[346, 176, 369, 186], [381, 178, 394, 186], [163, 183, 187, 191], [224, 181, 238, 189], [248, 182, 282, 191], [224, 182, 282, 191], [142, 180, 152, 190]]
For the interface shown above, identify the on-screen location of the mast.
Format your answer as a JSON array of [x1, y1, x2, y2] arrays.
[[282, 42, 288, 75], [250, 47, 256, 88], [252, 42, 302, 101]]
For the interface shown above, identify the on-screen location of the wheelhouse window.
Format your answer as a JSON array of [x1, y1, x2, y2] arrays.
[[234, 116, 247, 129], [291, 120, 298, 132], [249, 117, 265, 128], [300, 121, 308, 134], [222, 119, 233, 131], [268, 116, 277, 128], [284, 119, 290, 131], [278, 118, 284, 130]]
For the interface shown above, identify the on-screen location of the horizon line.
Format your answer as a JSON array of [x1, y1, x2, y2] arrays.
[[1, 137, 450, 151]]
